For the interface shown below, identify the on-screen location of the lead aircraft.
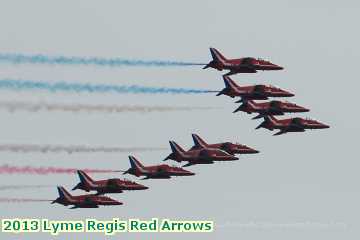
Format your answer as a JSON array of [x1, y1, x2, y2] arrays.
[[203, 47, 284, 76]]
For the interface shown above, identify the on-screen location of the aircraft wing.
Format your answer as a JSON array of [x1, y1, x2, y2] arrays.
[[290, 124, 306, 131], [232, 65, 257, 73], [183, 160, 213, 167], [70, 204, 99, 209], [143, 168, 171, 179], [73, 197, 99, 208], [273, 130, 288, 136], [106, 179, 122, 189], [274, 126, 305, 136], [224, 69, 257, 76], [182, 162, 196, 167], [154, 168, 171, 178]]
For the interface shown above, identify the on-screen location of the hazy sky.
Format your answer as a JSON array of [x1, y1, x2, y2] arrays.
[[0, 0, 359, 239]]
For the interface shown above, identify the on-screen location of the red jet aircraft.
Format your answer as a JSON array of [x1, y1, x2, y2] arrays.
[[164, 141, 239, 167], [256, 115, 330, 135], [203, 47, 284, 76], [72, 170, 148, 194], [217, 76, 294, 101], [52, 186, 122, 209], [233, 100, 310, 119], [122, 156, 195, 179], [189, 133, 259, 155]]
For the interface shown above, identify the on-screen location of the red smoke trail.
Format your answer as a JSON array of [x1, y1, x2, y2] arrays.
[[0, 164, 119, 175], [0, 198, 51, 203]]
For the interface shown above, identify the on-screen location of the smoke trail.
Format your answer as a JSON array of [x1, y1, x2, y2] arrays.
[[0, 185, 53, 191], [0, 79, 217, 94], [0, 101, 217, 114], [0, 144, 165, 154], [0, 165, 119, 175], [0, 53, 205, 67], [0, 198, 51, 203]]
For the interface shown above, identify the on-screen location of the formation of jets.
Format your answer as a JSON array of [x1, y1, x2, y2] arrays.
[[52, 47, 329, 208], [204, 47, 330, 136], [53, 133, 258, 208]]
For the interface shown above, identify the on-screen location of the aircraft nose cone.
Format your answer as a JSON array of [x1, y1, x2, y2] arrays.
[[270, 64, 284, 70], [249, 149, 260, 154], [289, 105, 309, 112], [184, 169, 195, 176], [136, 183, 148, 190], [321, 123, 330, 129], [286, 91, 295, 97]]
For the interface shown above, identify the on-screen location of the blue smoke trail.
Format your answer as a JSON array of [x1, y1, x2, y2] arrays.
[[0, 53, 205, 67], [0, 79, 216, 94]]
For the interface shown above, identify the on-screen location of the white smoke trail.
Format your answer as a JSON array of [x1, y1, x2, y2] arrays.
[[0, 185, 54, 191], [0, 101, 217, 114], [0, 144, 165, 154], [0, 198, 51, 203], [0, 164, 120, 175]]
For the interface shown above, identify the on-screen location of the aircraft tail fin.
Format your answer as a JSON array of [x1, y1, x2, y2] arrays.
[[267, 115, 280, 126], [168, 141, 187, 161], [223, 76, 238, 90], [77, 170, 96, 188], [256, 115, 278, 130], [169, 141, 186, 154], [204, 47, 228, 69], [210, 47, 228, 64], [128, 156, 147, 175], [217, 76, 238, 97], [191, 134, 208, 148], [233, 99, 258, 113], [57, 186, 73, 202]]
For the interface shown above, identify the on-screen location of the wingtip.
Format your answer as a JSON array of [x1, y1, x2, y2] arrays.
[[233, 107, 241, 113]]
